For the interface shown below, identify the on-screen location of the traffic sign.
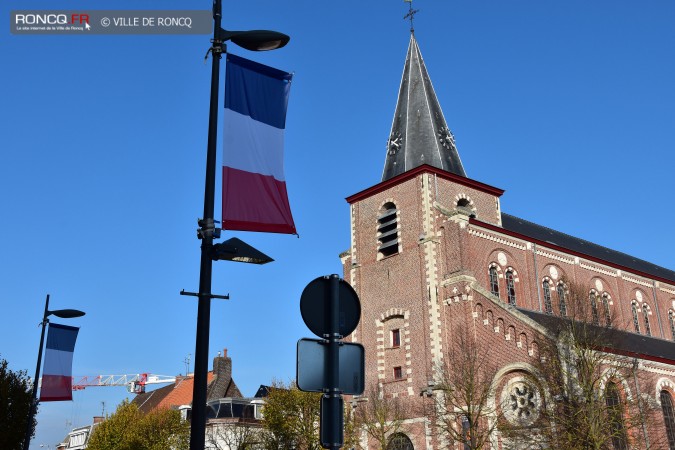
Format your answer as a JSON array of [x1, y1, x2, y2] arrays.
[[300, 276, 360, 337], [298, 275, 363, 450], [296, 338, 365, 395]]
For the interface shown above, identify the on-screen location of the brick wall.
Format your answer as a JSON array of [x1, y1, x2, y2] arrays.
[[345, 167, 675, 449]]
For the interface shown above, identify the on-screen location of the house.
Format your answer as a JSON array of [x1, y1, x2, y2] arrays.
[[55, 417, 102, 450], [132, 348, 242, 418]]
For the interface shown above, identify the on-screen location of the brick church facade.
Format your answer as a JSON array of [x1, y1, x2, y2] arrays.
[[341, 32, 675, 449]]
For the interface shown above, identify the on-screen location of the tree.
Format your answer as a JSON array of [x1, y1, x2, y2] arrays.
[[343, 400, 361, 450], [0, 357, 35, 450], [259, 381, 322, 450], [206, 419, 262, 450], [506, 279, 657, 450], [431, 325, 502, 450], [87, 400, 189, 450], [352, 385, 409, 450]]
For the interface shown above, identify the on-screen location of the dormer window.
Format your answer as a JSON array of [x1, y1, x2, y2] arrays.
[[377, 202, 399, 258]]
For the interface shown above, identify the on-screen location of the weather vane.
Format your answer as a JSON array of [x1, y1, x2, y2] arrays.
[[403, 0, 419, 33]]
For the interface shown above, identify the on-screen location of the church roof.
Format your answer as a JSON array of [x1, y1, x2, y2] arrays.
[[500, 213, 675, 284], [519, 309, 675, 365], [382, 33, 466, 182]]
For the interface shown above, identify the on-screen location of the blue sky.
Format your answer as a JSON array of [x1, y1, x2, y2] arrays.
[[1, 0, 674, 447]]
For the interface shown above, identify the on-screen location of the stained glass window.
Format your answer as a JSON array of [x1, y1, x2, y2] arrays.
[[387, 433, 414, 450], [661, 390, 675, 450], [557, 284, 567, 317], [632, 302, 640, 334], [602, 295, 612, 327], [489, 266, 500, 298], [605, 382, 628, 450], [643, 304, 652, 336], [543, 280, 552, 315], [506, 271, 516, 306], [590, 292, 599, 325]]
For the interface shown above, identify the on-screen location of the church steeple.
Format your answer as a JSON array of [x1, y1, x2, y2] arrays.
[[382, 33, 466, 181]]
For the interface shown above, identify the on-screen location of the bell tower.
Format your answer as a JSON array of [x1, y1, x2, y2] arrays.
[[342, 29, 504, 449]]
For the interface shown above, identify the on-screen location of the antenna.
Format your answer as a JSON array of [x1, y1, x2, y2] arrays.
[[184, 353, 192, 375], [403, 0, 419, 33], [101, 401, 106, 416]]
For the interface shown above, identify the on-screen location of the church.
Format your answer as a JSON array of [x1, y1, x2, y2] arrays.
[[340, 29, 675, 450]]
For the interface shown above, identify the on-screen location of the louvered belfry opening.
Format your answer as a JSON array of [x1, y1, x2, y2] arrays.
[[378, 202, 399, 258]]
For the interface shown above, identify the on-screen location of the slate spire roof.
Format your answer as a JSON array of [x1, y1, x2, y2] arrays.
[[382, 33, 466, 181]]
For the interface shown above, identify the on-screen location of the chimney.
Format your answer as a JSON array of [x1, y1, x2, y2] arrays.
[[207, 348, 233, 400], [93, 416, 104, 424], [213, 349, 232, 381]]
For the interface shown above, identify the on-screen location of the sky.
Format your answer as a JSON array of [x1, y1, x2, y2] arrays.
[[1, 0, 674, 447]]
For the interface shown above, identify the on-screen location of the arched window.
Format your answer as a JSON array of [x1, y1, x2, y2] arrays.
[[543, 280, 552, 315], [605, 382, 628, 450], [631, 302, 640, 334], [643, 304, 652, 336], [557, 283, 567, 317], [661, 390, 675, 450], [387, 432, 414, 450], [489, 266, 500, 298], [506, 270, 517, 306], [377, 202, 399, 258], [590, 292, 599, 325], [669, 310, 675, 342], [602, 294, 612, 327]]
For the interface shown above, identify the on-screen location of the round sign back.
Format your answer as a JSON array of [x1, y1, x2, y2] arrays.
[[300, 275, 361, 338]]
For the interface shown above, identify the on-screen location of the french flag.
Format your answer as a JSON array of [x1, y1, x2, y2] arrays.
[[40, 323, 79, 402], [222, 53, 296, 235]]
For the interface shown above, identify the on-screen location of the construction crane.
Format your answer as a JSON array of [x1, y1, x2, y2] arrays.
[[70, 373, 177, 394]]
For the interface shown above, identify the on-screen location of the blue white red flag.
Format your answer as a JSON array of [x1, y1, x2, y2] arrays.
[[40, 323, 79, 402], [222, 53, 296, 234]]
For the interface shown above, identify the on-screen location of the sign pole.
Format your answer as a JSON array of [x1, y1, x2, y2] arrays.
[[298, 274, 363, 449], [324, 275, 343, 449]]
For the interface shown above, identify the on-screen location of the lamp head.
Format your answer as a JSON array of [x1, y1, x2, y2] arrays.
[[219, 28, 290, 51], [49, 309, 86, 319], [212, 238, 274, 265]]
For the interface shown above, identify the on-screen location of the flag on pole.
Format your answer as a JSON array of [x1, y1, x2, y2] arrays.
[[222, 53, 296, 234], [40, 323, 79, 402]]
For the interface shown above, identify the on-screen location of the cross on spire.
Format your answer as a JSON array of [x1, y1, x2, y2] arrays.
[[403, 0, 419, 33]]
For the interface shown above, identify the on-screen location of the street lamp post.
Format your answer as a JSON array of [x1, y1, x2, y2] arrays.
[[188, 1, 288, 449], [23, 295, 85, 450]]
